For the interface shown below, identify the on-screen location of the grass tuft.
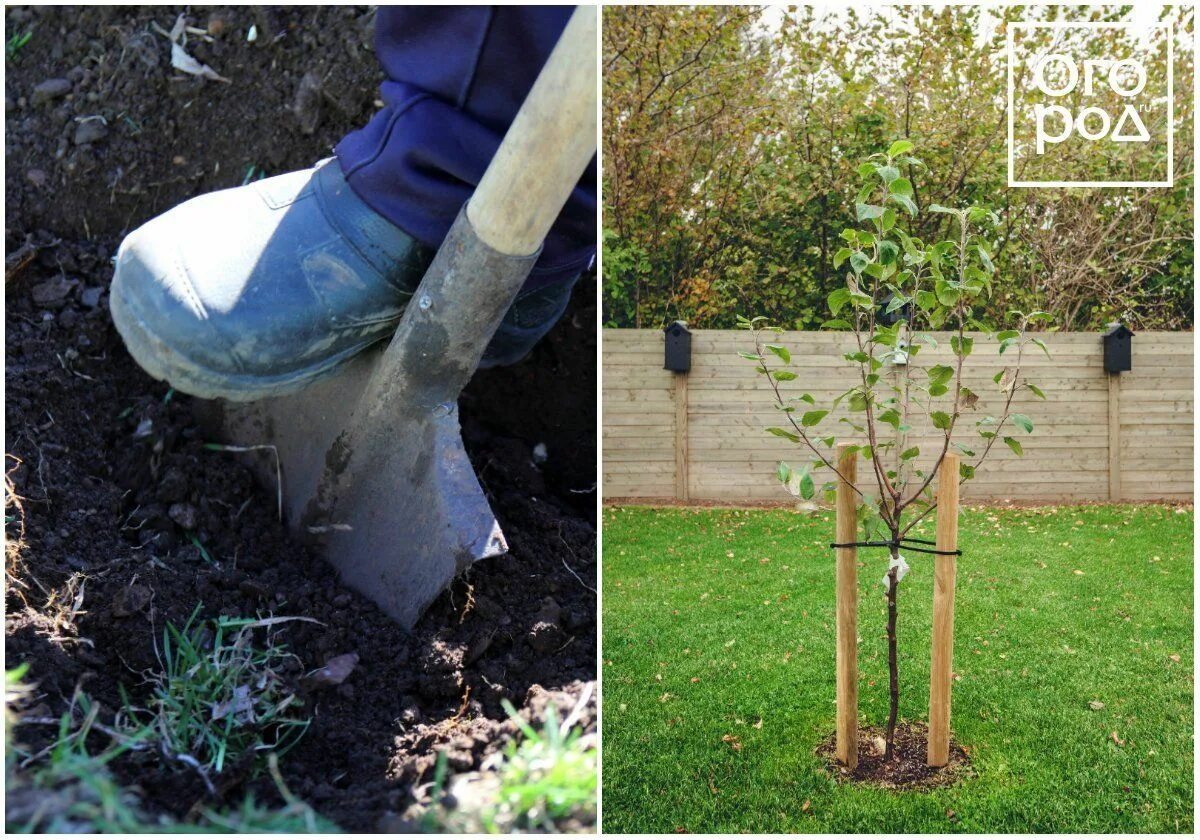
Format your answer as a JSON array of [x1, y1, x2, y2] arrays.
[[126, 606, 313, 777]]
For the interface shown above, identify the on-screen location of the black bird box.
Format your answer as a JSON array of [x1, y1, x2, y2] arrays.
[[663, 321, 691, 372], [1102, 323, 1133, 373]]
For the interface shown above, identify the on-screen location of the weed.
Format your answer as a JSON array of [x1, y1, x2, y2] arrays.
[[423, 693, 598, 833], [7, 666, 336, 832], [194, 754, 339, 833], [126, 606, 313, 776], [241, 164, 267, 186], [490, 699, 597, 832], [6, 28, 32, 61], [6, 682, 156, 832]]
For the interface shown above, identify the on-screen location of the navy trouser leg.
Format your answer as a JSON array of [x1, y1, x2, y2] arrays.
[[334, 6, 596, 304]]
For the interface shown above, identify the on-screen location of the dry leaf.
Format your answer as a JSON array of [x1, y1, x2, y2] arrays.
[[1111, 731, 1125, 746], [801, 800, 811, 812], [304, 652, 359, 689], [163, 13, 231, 83], [1088, 700, 1105, 710], [753, 718, 763, 729], [721, 733, 743, 752]]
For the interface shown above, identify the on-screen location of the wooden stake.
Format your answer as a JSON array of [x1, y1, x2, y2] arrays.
[[835, 443, 858, 769], [927, 452, 960, 767]]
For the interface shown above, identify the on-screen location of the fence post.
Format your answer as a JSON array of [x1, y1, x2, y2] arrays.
[[674, 372, 689, 501], [835, 443, 858, 768], [927, 452, 960, 766], [1107, 373, 1121, 500]]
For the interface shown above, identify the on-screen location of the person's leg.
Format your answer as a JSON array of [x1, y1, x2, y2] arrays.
[[334, 6, 596, 366], [110, 7, 595, 401]]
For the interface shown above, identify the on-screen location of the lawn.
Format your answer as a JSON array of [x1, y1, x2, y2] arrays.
[[601, 504, 1193, 833]]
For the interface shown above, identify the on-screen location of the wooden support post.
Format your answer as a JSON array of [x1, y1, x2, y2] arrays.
[[674, 372, 689, 501], [1107, 373, 1121, 501], [835, 443, 858, 768], [927, 452, 960, 767]]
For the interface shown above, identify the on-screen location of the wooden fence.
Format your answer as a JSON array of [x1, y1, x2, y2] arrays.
[[603, 329, 1193, 503]]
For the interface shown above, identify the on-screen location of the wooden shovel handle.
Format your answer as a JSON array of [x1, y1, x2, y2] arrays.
[[467, 6, 597, 257]]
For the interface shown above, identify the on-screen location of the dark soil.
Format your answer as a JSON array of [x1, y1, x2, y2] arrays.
[[5, 5, 595, 832], [816, 723, 972, 790]]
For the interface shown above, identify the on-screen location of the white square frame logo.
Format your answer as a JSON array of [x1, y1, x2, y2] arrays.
[[1007, 21, 1174, 188]]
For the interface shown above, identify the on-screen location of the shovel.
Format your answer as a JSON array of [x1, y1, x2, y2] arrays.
[[201, 7, 597, 628]]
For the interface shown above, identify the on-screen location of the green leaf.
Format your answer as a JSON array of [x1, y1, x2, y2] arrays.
[[877, 408, 901, 428], [935, 278, 960, 307], [1003, 436, 1023, 456], [876, 165, 900, 184], [801, 410, 829, 427], [737, 351, 760, 360], [1031, 337, 1051, 358], [1027, 383, 1046, 399], [999, 337, 1019, 354], [820, 319, 852, 330], [928, 203, 959, 215], [833, 247, 852, 268], [900, 446, 920, 460], [767, 427, 800, 443], [927, 364, 955, 385], [856, 203, 885, 221], [777, 461, 791, 483], [1010, 413, 1034, 433], [799, 472, 815, 500], [844, 351, 869, 364], [996, 329, 1020, 342], [827, 288, 851, 315], [890, 193, 918, 216], [887, 139, 914, 157], [797, 393, 816, 404], [765, 344, 791, 364], [773, 370, 798, 381], [931, 411, 952, 430], [950, 335, 973, 357], [959, 463, 976, 480], [890, 176, 913, 196], [849, 251, 870, 274]]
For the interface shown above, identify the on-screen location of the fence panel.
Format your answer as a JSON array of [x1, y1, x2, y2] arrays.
[[602, 329, 1193, 503]]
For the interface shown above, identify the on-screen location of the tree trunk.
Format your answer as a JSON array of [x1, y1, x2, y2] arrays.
[[884, 546, 901, 762]]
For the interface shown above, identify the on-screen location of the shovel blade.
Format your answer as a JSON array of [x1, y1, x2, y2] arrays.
[[199, 346, 506, 629]]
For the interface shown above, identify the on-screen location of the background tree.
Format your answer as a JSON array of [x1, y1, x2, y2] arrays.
[[603, 4, 1194, 331]]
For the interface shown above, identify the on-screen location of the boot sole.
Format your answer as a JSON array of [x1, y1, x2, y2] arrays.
[[110, 284, 384, 402]]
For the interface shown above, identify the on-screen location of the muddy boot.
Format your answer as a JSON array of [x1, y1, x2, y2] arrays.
[[110, 159, 575, 401]]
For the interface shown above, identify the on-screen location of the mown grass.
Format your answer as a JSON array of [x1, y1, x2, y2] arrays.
[[602, 504, 1193, 833]]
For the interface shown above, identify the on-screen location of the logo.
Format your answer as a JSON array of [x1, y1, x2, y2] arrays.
[[1007, 22, 1173, 187]]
